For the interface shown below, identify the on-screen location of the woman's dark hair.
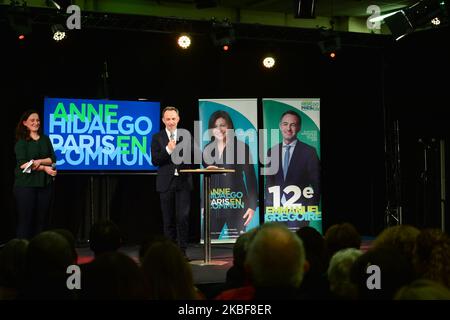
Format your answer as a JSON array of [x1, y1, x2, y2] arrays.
[[207, 110, 235, 141], [208, 110, 235, 130], [15, 109, 41, 141]]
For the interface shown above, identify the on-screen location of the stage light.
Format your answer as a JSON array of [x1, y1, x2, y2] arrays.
[[294, 0, 317, 19], [384, 0, 449, 40], [46, 0, 61, 10], [45, 0, 73, 11], [8, 2, 32, 40], [431, 17, 441, 24], [368, 11, 400, 23], [262, 56, 276, 68], [52, 24, 66, 41], [177, 35, 191, 49], [211, 19, 235, 50], [318, 30, 341, 60]]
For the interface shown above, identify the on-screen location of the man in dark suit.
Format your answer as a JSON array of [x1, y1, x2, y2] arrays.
[[151, 106, 193, 258], [265, 110, 320, 229]]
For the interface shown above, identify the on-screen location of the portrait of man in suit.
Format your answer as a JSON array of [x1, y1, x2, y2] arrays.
[[265, 110, 320, 229]]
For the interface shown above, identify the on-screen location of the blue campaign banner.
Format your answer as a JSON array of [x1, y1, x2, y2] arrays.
[[43, 97, 160, 171]]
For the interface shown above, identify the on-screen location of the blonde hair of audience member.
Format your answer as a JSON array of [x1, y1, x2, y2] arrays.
[[372, 225, 420, 262], [394, 279, 450, 300], [141, 240, 198, 300], [327, 248, 363, 299], [245, 223, 306, 288]]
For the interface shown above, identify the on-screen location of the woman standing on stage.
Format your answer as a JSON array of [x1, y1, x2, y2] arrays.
[[14, 109, 57, 239]]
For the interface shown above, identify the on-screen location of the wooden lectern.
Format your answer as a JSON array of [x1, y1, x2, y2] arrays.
[[180, 168, 235, 265]]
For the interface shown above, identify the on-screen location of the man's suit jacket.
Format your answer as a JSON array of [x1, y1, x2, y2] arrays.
[[151, 129, 193, 193], [265, 139, 320, 207]]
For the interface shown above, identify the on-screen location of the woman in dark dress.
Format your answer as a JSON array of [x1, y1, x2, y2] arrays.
[[203, 110, 257, 240]]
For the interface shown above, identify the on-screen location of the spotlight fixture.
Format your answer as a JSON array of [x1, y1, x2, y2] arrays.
[[46, 0, 73, 11], [52, 24, 66, 41], [318, 30, 341, 60], [431, 17, 441, 25], [383, 0, 449, 40], [8, 2, 32, 40], [211, 19, 235, 51], [294, 0, 317, 19], [46, 0, 61, 10], [262, 56, 276, 69], [177, 35, 191, 49]]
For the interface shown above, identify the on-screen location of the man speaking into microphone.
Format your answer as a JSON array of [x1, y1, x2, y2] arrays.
[[151, 106, 193, 260]]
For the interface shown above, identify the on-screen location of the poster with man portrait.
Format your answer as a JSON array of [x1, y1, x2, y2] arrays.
[[199, 99, 259, 243], [262, 98, 322, 233]]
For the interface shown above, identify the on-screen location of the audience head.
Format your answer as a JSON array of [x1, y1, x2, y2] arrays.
[[89, 220, 122, 256], [141, 240, 197, 300], [82, 251, 147, 299], [324, 222, 361, 262], [413, 228, 450, 288], [0, 239, 29, 290], [138, 234, 168, 264], [23, 231, 77, 299], [246, 222, 306, 289], [296, 226, 326, 274], [51, 228, 78, 263], [350, 246, 414, 300], [233, 227, 259, 269], [327, 248, 362, 299], [394, 279, 450, 300], [372, 225, 420, 263]]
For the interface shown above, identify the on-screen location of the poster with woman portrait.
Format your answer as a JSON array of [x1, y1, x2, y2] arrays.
[[199, 99, 259, 243], [262, 98, 322, 234]]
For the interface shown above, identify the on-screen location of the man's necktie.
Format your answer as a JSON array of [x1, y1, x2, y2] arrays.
[[170, 132, 174, 141], [283, 145, 291, 180]]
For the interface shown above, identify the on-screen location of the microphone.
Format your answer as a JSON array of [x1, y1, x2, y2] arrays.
[[51, 163, 56, 181]]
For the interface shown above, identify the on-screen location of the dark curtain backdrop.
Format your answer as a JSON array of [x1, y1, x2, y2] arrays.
[[1, 19, 449, 244]]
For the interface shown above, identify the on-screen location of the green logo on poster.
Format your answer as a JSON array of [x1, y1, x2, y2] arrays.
[[301, 101, 320, 111]]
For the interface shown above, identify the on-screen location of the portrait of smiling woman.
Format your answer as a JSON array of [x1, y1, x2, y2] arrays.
[[203, 110, 258, 240]]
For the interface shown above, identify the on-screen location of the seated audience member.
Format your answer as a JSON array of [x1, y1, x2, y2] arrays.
[[225, 227, 259, 289], [245, 222, 307, 300], [81, 251, 147, 300], [413, 229, 450, 289], [327, 248, 362, 299], [51, 228, 78, 263], [296, 226, 330, 299], [0, 239, 29, 300], [372, 225, 420, 264], [138, 234, 168, 264], [89, 219, 122, 257], [350, 246, 415, 300], [394, 279, 450, 300], [324, 222, 361, 264], [19, 231, 77, 300], [141, 240, 199, 300]]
